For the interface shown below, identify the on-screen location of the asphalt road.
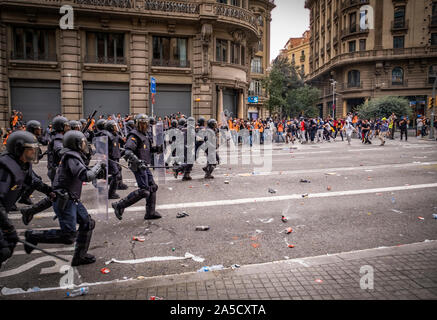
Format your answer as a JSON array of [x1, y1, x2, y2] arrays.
[[1, 134, 437, 295]]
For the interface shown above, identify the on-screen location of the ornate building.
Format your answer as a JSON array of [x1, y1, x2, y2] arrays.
[[279, 30, 310, 79], [0, 0, 275, 128], [305, 0, 437, 119]]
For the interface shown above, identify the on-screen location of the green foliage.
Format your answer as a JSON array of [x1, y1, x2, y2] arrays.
[[286, 86, 321, 118], [356, 96, 412, 119]]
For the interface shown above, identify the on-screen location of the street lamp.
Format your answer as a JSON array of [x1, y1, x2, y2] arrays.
[[331, 80, 337, 119], [430, 73, 437, 140]]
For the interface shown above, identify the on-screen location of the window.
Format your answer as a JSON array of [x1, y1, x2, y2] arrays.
[[216, 39, 228, 63], [429, 65, 437, 84], [301, 64, 305, 75], [292, 53, 295, 64], [392, 67, 404, 85], [393, 36, 404, 49], [431, 33, 437, 46], [349, 40, 356, 53], [394, 6, 405, 28], [249, 80, 262, 96], [359, 39, 366, 51], [348, 70, 360, 87], [432, 2, 437, 25], [349, 12, 357, 32], [13, 27, 56, 60], [251, 57, 262, 74], [152, 36, 188, 67], [230, 42, 240, 65], [86, 32, 125, 64], [230, 0, 241, 7]]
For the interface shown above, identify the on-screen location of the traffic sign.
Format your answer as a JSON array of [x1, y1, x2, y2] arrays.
[[150, 77, 156, 94]]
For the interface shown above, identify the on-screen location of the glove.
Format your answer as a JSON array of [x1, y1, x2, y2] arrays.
[[138, 161, 147, 171], [149, 181, 158, 193], [97, 163, 107, 179]]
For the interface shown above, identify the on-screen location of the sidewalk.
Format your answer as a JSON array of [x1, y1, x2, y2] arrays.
[[2, 240, 437, 300]]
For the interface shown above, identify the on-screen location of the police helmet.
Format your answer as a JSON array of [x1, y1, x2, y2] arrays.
[[178, 118, 187, 127], [79, 119, 87, 127], [127, 120, 135, 129], [63, 130, 89, 155], [26, 120, 42, 136], [207, 118, 217, 129], [149, 117, 156, 126], [96, 119, 107, 131], [104, 120, 117, 133], [171, 119, 178, 128], [6, 131, 40, 164], [135, 114, 150, 133], [52, 116, 69, 132], [198, 117, 206, 127], [68, 120, 81, 131], [187, 117, 195, 123]]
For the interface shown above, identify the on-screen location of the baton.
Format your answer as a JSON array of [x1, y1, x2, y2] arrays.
[[17, 239, 69, 262]]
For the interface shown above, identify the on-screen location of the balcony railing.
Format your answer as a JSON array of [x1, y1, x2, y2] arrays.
[[84, 55, 126, 64], [339, 81, 363, 90], [213, 3, 258, 29], [341, 26, 369, 40], [342, 0, 370, 11], [151, 59, 190, 68], [10, 52, 57, 62]]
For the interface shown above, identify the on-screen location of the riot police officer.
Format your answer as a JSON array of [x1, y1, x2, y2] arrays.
[[47, 116, 70, 183], [96, 120, 123, 199], [0, 131, 54, 268], [112, 114, 161, 221], [202, 119, 220, 179], [172, 117, 194, 181], [95, 119, 106, 136], [69, 120, 81, 131], [24, 130, 106, 266], [126, 120, 135, 134]]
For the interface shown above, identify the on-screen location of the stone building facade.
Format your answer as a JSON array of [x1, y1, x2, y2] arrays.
[[0, 0, 275, 128], [279, 30, 311, 80], [305, 0, 437, 120]]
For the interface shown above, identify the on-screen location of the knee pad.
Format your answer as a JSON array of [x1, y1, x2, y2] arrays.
[[138, 189, 150, 198]]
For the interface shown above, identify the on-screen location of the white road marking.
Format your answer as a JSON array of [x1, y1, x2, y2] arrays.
[[0, 255, 71, 278], [9, 179, 437, 220], [105, 252, 205, 265]]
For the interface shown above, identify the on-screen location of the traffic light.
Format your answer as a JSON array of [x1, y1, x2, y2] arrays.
[[429, 97, 435, 109]]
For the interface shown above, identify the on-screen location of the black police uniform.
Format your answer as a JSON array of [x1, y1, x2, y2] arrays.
[[0, 132, 53, 268], [24, 131, 105, 266], [112, 118, 161, 221]]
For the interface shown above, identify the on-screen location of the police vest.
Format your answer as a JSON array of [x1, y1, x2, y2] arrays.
[[0, 153, 30, 211], [126, 129, 152, 165], [53, 149, 86, 200], [47, 132, 64, 170]]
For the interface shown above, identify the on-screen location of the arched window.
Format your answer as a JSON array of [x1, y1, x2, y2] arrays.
[[429, 65, 437, 84], [347, 70, 360, 87], [392, 67, 403, 85]]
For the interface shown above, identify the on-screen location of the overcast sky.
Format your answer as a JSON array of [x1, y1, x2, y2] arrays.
[[270, 0, 310, 61]]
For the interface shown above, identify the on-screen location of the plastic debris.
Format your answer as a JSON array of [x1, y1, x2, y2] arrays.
[[391, 198, 396, 204], [195, 226, 210, 231], [327, 186, 332, 191], [286, 227, 293, 234], [150, 296, 164, 300], [251, 243, 260, 248], [224, 180, 230, 184], [100, 268, 110, 274], [197, 265, 224, 273], [172, 248, 176, 252], [418, 217, 425, 220], [268, 188, 277, 194], [288, 244, 295, 248], [137, 276, 146, 280], [231, 264, 241, 270], [176, 212, 189, 218], [66, 287, 89, 298], [259, 218, 274, 224], [133, 236, 146, 242], [300, 179, 311, 183], [315, 279, 323, 283], [302, 193, 309, 198], [281, 215, 288, 223], [432, 214, 437, 219]]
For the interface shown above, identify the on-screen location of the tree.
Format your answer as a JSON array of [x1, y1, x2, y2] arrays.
[[262, 56, 303, 117], [286, 85, 321, 118], [356, 96, 412, 119]]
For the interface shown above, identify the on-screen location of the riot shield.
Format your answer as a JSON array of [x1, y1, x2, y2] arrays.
[[93, 135, 108, 220], [153, 121, 165, 184]]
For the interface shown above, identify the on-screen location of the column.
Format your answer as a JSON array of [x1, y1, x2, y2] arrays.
[[238, 90, 244, 119], [130, 32, 149, 115], [0, 24, 8, 128], [60, 29, 81, 119], [217, 86, 223, 123]]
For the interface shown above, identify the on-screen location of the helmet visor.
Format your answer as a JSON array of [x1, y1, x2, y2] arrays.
[[80, 138, 89, 155], [137, 119, 149, 133], [22, 142, 40, 164]]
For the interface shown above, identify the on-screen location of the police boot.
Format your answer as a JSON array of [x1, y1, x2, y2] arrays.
[[112, 189, 149, 220], [182, 171, 192, 181], [71, 217, 96, 266], [203, 165, 215, 179], [20, 197, 53, 226], [24, 229, 73, 254], [172, 164, 182, 179], [117, 182, 129, 190], [108, 176, 120, 200], [144, 192, 161, 220]]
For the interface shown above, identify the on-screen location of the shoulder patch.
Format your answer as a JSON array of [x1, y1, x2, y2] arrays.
[[131, 137, 136, 141], [11, 185, 18, 191]]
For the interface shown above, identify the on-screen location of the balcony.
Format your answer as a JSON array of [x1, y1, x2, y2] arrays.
[[341, 25, 369, 40], [10, 52, 57, 62], [391, 19, 409, 34], [151, 59, 190, 68], [84, 55, 126, 65], [339, 81, 363, 91], [342, 0, 370, 12]]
